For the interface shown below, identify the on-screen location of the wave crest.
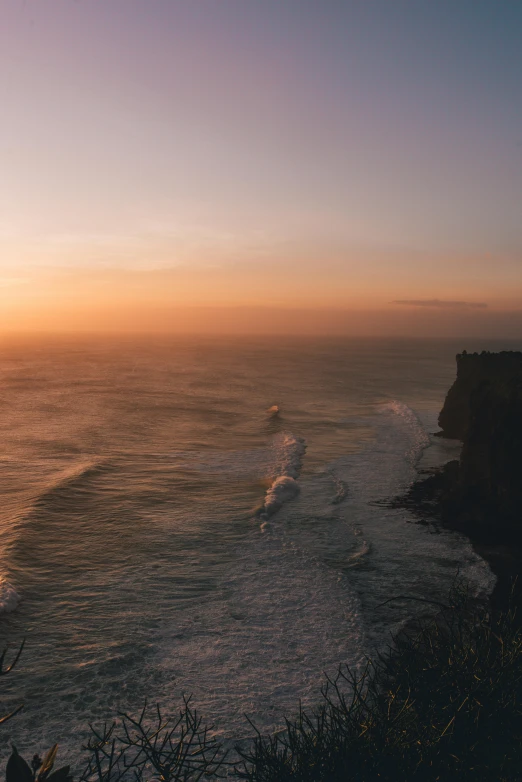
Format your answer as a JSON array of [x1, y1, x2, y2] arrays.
[[270, 432, 306, 480], [0, 577, 20, 613], [259, 432, 306, 523], [379, 400, 430, 462], [32, 460, 107, 512], [263, 475, 300, 519]]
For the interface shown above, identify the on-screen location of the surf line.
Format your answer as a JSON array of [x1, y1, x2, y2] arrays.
[[257, 431, 306, 531]]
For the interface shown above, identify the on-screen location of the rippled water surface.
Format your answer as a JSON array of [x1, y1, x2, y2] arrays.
[[0, 335, 510, 763]]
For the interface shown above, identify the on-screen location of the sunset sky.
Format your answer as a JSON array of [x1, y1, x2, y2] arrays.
[[1, 0, 522, 335]]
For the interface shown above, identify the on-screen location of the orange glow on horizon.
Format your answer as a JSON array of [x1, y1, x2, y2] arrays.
[[0, 264, 520, 338]]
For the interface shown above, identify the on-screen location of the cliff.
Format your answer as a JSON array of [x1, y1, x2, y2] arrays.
[[456, 371, 522, 529], [438, 351, 522, 537], [392, 350, 522, 610], [438, 350, 522, 439], [396, 351, 522, 544]]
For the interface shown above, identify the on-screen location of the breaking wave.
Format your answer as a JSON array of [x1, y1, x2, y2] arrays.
[[262, 475, 301, 519], [331, 476, 349, 504], [379, 400, 431, 464], [259, 432, 306, 522], [269, 431, 307, 481], [0, 577, 19, 613]]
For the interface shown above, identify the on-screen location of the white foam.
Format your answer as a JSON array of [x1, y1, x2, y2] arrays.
[[379, 400, 431, 466], [260, 432, 306, 521], [263, 475, 300, 518], [331, 476, 349, 504], [380, 400, 429, 437], [0, 577, 19, 613], [270, 432, 307, 480], [158, 532, 363, 741]]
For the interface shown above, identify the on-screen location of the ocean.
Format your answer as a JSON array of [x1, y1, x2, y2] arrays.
[[0, 335, 508, 766]]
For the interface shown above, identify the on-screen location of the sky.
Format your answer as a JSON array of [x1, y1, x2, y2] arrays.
[[1, 0, 522, 335]]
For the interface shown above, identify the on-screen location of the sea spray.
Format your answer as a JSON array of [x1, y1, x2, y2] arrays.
[[262, 475, 301, 518], [0, 577, 19, 613], [380, 400, 431, 466], [259, 432, 306, 523]]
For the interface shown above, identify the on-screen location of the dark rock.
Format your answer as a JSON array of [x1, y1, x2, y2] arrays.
[[458, 371, 522, 530], [438, 350, 522, 439], [395, 350, 522, 612], [410, 351, 522, 537]]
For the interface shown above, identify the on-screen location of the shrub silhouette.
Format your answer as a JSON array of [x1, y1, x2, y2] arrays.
[[235, 582, 522, 781], [0, 641, 24, 726], [6, 745, 72, 782], [79, 699, 228, 781]]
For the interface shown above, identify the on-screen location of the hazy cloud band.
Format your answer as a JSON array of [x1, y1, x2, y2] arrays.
[[393, 299, 488, 310]]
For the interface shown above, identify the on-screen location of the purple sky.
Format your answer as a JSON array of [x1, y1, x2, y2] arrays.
[[1, 1, 521, 332]]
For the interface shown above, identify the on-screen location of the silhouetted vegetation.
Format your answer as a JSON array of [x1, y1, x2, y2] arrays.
[[5, 581, 522, 780], [0, 641, 24, 726], [236, 582, 522, 781], [79, 699, 228, 781], [7, 745, 73, 782]]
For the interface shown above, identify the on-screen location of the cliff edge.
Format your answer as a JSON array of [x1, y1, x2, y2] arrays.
[[436, 350, 522, 537], [438, 350, 522, 439], [398, 350, 522, 541], [394, 350, 522, 608]]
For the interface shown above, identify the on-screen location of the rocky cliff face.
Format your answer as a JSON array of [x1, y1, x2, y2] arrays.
[[438, 351, 522, 536], [438, 351, 522, 439]]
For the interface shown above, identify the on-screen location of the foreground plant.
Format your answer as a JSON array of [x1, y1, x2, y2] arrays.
[[80, 697, 228, 781], [0, 641, 25, 726], [6, 745, 72, 782], [236, 582, 522, 781], [2, 642, 73, 781], [3, 701, 226, 782], [1, 640, 225, 782]]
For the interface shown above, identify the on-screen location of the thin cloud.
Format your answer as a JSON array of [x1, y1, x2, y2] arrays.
[[392, 299, 488, 310]]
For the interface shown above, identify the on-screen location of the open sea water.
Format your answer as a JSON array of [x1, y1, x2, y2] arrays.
[[0, 335, 510, 766]]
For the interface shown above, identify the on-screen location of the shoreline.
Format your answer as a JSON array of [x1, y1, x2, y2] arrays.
[[393, 455, 522, 615]]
